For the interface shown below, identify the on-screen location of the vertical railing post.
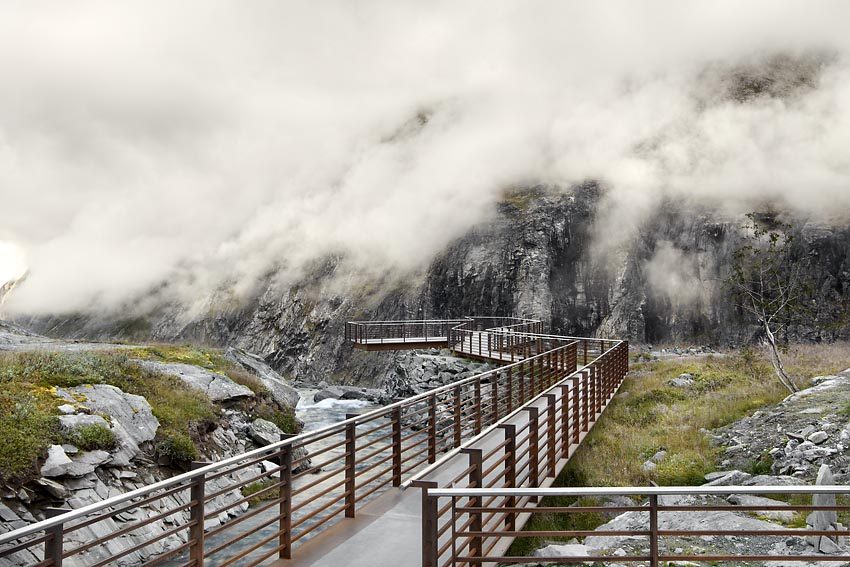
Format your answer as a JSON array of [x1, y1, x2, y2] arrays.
[[545, 393, 557, 477], [649, 494, 659, 567], [462, 448, 483, 558], [582, 371, 590, 433], [345, 416, 357, 517], [491, 373, 499, 423], [428, 394, 438, 463], [189, 461, 209, 566], [560, 384, 571, 458], [392, 407, 402, 486], [506, 366, 514, 413], [499, 424, 517, 531], [44, 508, 67, 567], [518, 366, 526, 405], [525, 407, 540, 493], [473, 378, 482, 434], [416, 481, 440, 567], [583, 340, 588, 365], [453, 385, 462, 448], [571, 377, 580, 445], [277, 436, 293, 559], [597, 360, 605, 413], [529, 358, 536, 398]]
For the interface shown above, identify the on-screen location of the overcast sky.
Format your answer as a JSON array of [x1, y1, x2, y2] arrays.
[[2, 1, 850, 315]]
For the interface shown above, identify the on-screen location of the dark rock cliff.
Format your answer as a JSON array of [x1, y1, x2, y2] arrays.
[[18, 183, 850, 387]]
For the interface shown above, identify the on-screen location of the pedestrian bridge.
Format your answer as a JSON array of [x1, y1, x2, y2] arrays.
[[4, 317, 848, 567]]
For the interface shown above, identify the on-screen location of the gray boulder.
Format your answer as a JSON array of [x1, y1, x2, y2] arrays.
[[314, 385, 381, 403], [136, 360, 253, 402], [249, 419, 282, 446], [727, 494, 795, 522], [66, 450, 112, 477], [670, 373, 694, 387], [533, 543, 591, 558], [225, 347, 300, 408], [40, 445, 73, 477]]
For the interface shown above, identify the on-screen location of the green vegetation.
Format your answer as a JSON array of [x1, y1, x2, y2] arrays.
[[67, 423, 117, 451], [0, 350, 218, 480], [241, 478, 281, 506], [510, 343, 850, 556], [156, 432, 199, 463], [0, 383, 61, 484]]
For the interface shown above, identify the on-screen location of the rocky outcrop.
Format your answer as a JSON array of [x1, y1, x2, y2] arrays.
[[135, 360, 254, 402], [713, 369, 850, 481], [225, 346, 300, 408]]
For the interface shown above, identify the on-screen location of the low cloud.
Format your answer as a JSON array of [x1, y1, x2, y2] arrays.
[[2, 1, 850, 315]]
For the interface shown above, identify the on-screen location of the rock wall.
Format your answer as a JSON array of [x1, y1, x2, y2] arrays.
[[17, 184, 850, 387]]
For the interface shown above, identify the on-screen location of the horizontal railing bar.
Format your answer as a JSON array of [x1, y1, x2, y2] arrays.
[[428, 485, 850, 497]]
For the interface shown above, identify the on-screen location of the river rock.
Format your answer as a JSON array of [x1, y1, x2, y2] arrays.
[[225, 347, 301, 408], [136, 360, 254, 402], [533, 543, 591, 558]]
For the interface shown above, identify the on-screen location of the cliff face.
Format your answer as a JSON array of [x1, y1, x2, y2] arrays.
[[18, 183, 850, 386]]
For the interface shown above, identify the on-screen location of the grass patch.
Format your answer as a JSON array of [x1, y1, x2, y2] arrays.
[[0, 350, 218, 479], [241, 478, 281, 506], [156, 432, 199, 463], [0, 382, 61, 484], [67, 423, 117, 451], [509, 343, 850, 556]]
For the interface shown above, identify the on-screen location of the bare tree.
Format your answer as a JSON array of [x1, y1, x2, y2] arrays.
[[726, 213, 812, 394]]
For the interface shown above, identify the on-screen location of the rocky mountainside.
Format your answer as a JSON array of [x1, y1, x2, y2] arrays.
[[19, 184, 850, 387]]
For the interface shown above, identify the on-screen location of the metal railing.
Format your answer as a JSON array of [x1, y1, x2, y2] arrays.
[[0, 326, 602, 567], [345, 319, 471, 345], [424, 485, 850, 565], [410, 340, 630, 567]]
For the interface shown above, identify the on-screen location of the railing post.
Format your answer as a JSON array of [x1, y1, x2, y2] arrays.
[[529, 358, 536, 397], [428, 394, 438, 462], [392, 407, 402, 486], [582, 371, 590, 432], [583, 340, 588, 365], [506, 367, 514, 413], [453, 385, 462, 448], [525, 407, 540, 494], [415, 481, 440, 567], [345, 416, 357, 517], [518, 367, 526, 405], [571, 377, 580, 445], [277, 436, 293, 559], [461, 448, 483, 558], [491, 373, 499, 424], [597, 360, 605, 413], [44, 507, 67, 567], [649, 494, 659, 567], [189, 461, 209, 566], [473, 378, 482, 434], [559, 384, 571, 458], [545, 393, 557, 477], [499, 424, 517, 531]]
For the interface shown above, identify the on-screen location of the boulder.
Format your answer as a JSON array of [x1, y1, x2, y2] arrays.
[[225, 347, 300, 408], [40, 445, 73, 477], [57, 384, 159, 445], [66, 450, 112, 477], [705, 470, 752, 486], [533, 543, 591, 558], [808, 431, 829, 444], [727, 494, 795, 522], [136, 360, 254, 402], [314, 385, 382, 403], [670, 373, 694, 387]]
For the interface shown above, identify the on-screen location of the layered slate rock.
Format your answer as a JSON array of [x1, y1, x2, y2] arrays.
[[135, 360, 254, 402], [225, 346, 301, 408], [57, 384, 160, 466]]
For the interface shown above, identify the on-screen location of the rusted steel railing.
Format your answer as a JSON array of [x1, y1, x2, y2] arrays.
[[0, 330, 595, 566], [410, 340, 630, 567], [345, 319, 471, 346], [424, 485, 850, 565]]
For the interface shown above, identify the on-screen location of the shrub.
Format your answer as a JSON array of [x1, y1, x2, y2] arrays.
[[156, 432, 199, 463], [0, 385, 59, 484], [241, 479, 280, 506], [68, 424, 117, 451], [655, 452, 711, 486]]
